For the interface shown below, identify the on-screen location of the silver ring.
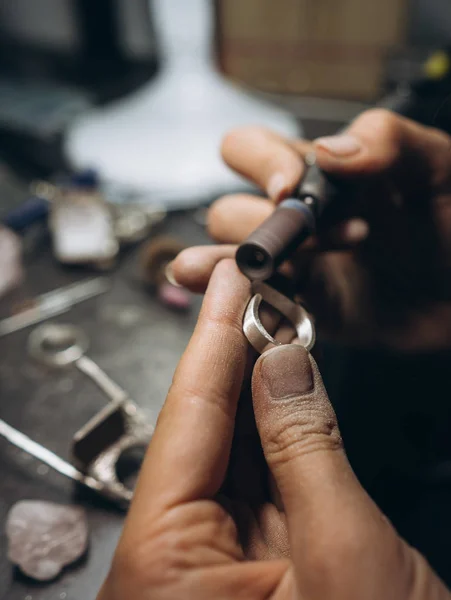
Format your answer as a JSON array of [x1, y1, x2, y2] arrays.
[[28, 324, 90, 367], [243, 283, 315, 354]]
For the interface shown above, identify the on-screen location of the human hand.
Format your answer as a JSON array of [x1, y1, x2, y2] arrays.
[[172, 110, 451, 351], [97, 260, 449, 600]]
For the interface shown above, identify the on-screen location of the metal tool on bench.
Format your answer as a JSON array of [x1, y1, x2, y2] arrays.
[[28, 324, 126, 399], [0, 277, 110, 338], [30, 178, 167, 264], [0, 324, 153, 506], [27, 323, 153, 504]]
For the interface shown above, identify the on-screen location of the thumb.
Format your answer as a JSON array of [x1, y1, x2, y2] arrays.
[[251, 345, 426, 598], [252, 345, 370, 516], [313, 108, 451, 188]]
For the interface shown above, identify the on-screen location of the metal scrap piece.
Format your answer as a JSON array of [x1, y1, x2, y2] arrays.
[[72, 398, 153, 504], [6, 500, 89, 581]]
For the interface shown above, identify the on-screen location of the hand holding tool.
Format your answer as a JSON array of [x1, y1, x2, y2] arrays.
[[236, 88, 420, 283], [236, 153, 340, 281]]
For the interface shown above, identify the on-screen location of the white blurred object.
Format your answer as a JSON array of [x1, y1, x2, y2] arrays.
[[0, 227, 23, 298], [50, 190, 118, 266], [65, 0, 300, 209]]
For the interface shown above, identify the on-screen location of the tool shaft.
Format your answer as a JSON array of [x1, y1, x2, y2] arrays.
[[0, 277, 110, 337], [76, 355, 128, 402], [0, 418, 105, 494]]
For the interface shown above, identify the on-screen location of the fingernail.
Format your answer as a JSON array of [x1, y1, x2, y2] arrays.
[[267, 173, 287, 201], [165, 261, 181, 287], [314, 134, 362, 157], [260, 345, 314, 398]]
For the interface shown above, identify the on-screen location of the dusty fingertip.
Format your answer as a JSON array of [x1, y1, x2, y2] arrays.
[[255, 344, 310, 374], [256, 345, 314, 398]]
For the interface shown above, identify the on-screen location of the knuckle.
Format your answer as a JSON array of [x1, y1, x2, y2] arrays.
[[177, 387, 235, 424], [264, 404, 343, 467], [111, 520, 189, 588]]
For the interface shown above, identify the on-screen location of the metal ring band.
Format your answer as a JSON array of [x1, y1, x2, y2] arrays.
[[28, 324, 90, 367], [243, 283, 315, 354]]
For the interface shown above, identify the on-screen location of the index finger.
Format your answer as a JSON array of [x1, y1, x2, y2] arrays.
[[128, 259, 251, 521], [221, 127, 309, 203]]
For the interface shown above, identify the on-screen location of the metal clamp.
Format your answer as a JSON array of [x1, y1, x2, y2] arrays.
[[22, 323, 154, 505], [72, 398, 153, 504], [243, 283, 315, 354]]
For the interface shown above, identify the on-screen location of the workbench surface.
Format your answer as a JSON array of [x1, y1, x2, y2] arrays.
[[3, 198, 451, 597], [0, 211, 208, 600]]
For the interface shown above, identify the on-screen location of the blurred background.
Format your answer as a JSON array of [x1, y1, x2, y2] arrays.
[[0, 1, 451, 599], [0, 0, 450, 192]]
